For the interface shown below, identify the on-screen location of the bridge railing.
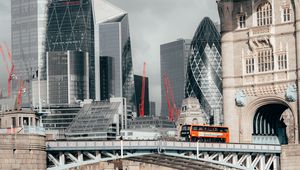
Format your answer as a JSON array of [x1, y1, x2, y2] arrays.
[[47, 140, 281, 153]]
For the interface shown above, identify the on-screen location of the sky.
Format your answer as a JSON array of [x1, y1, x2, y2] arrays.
[[0, 0, 219, 114]]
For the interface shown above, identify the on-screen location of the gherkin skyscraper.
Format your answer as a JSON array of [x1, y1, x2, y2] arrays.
[[185, 17, 223, 125]]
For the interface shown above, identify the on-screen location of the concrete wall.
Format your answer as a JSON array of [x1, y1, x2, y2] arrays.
[[0, 134, 46, 170], [281, 144, 300, 170]]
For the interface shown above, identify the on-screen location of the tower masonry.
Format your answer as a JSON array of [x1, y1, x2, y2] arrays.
[[218, 0, 300, 144]]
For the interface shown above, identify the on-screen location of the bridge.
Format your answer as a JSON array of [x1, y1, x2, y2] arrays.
[[46, 140, 281, 170]]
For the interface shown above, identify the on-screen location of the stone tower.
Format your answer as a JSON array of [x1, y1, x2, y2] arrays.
[[217, 0, 300, 144]]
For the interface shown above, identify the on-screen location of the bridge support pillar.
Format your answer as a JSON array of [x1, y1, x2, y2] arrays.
[[78, 151, 83, 163], [59, 152, 65, 166], [259, 155, 265, 170]]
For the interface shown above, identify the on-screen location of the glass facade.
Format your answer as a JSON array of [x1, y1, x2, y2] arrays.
[[47, 51, 89, 104], [99, 14, 136, 110], [160, 39, 191, 118], [46, 0, 95, 99], [185, 17, 223, 125], [134, 75, 149, 117], [11, 0, 48, 106], [100, 56, 114, 100]]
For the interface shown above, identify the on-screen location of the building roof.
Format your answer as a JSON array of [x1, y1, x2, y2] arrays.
[[92, 0, 127, 24]]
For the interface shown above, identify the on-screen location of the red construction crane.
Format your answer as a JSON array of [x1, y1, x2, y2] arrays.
[[163, 74, 180, 121], [17, 80, 24, 110], [0, 44, 14, 97], [139, 62, 146, 117]]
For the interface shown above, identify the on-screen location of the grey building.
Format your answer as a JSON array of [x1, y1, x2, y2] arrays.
[[11, 0, 48, 106], [160, 39, 191, 118], [46, 0, 95, 99], [41, 105, 81, 139], [134, 75, 149, 117], [100, 56, 114, 100], [149, 101, 156, 116], [185, 17, 223, 125], [128, 116, 175, 129], [65, 101, 123, 140], [47, 51, 89, 105], [95, 4, 135, 110]]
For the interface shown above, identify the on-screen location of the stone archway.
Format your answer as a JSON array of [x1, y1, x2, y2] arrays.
[[252, 104, 295, 144]]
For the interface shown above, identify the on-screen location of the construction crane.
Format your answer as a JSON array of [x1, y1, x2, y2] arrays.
[[0, 44, 15, 97], [163, 74, 180, 121], [139, 62, 146, 117]]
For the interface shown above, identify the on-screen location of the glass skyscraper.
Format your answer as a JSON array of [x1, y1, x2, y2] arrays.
[[46, 0, 95, 99], [93, 1, 136, 109], [11, 0, 48, 106], [160, 39, 191, 118], [185, 17, 223, 125]]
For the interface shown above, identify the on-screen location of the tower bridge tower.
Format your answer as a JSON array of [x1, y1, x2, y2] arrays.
[[217, 0, 300, 144]]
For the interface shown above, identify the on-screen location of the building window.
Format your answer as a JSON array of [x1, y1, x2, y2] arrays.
[[278, 54, 287, 70], [282, 7, 291, 22], [245, 58, 254, 74], [238, 15, 246, 28], [257, 2, 272, 26], [258, 50, 274, 72]]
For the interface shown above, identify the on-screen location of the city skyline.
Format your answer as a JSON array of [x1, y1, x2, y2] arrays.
[[0, 0, 219, 114]]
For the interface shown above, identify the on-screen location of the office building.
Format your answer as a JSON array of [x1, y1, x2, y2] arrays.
[[160, 39, 191, 118], [93, 0, 135, 110], [11, 0, 48, 106], [100, 56, 114, 100], [47, 51, 89, 105], [134, 75, 149, 117], [46, 0, 95, 99], [149, 101, 156, 116], [185, 17, 223, 125], [65, 99, 127, 140], [41, 105, 82, 139]]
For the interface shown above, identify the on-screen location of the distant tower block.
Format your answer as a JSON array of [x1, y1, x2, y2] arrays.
[[217, 0, 300, 144]]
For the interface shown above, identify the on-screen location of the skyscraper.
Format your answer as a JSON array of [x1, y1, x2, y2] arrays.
[[47, 51, 89, 104], [134, 75, 149, 117], [93, 0, 135, 109], [46, 0, 95, 99], [100, 56, 114, 101], [160, 39, 191, 118], [11, 0, 48, 106], [185, 17, 223, 125]]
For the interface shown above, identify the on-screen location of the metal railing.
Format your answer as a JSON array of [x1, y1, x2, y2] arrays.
[[0, 126, 45, 135]]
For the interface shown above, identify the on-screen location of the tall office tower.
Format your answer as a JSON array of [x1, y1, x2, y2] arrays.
[[185, 17, 223, 125], [100, 56, 114, 100], [149, 101, 156, 117], [11, 0, 48, 106], [134, 75, 149, 117], [46, 0, 95, 99], [93, 0, 136, 109], [160, 39, 191, 118], [47, 51, 89, 105]]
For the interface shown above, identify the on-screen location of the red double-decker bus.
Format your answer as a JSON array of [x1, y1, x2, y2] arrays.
[[180, 124, 229, 143]]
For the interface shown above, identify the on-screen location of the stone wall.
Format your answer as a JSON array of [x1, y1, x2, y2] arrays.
[[281, 144, 300, 170], [0, 134, 46, 170]]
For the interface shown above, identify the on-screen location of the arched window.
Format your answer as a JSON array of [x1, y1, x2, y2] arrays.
[[257, 2, 272, 26]]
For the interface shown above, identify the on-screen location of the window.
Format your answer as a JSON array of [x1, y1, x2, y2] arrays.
[[258, 50, 274, 72], [245, 58, 255, 74], [238, 15, 246, 28], [257, 2, 272, 26], [278, 53, 287, 70], [283, 7, 291, 22]]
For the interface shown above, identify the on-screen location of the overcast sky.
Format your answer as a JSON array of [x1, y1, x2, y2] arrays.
[[0, 0, 219, 114]]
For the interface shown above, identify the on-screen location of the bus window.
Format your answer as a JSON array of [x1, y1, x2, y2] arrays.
[[192, 126, 198, 131], [198, 126, 204, 131]]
